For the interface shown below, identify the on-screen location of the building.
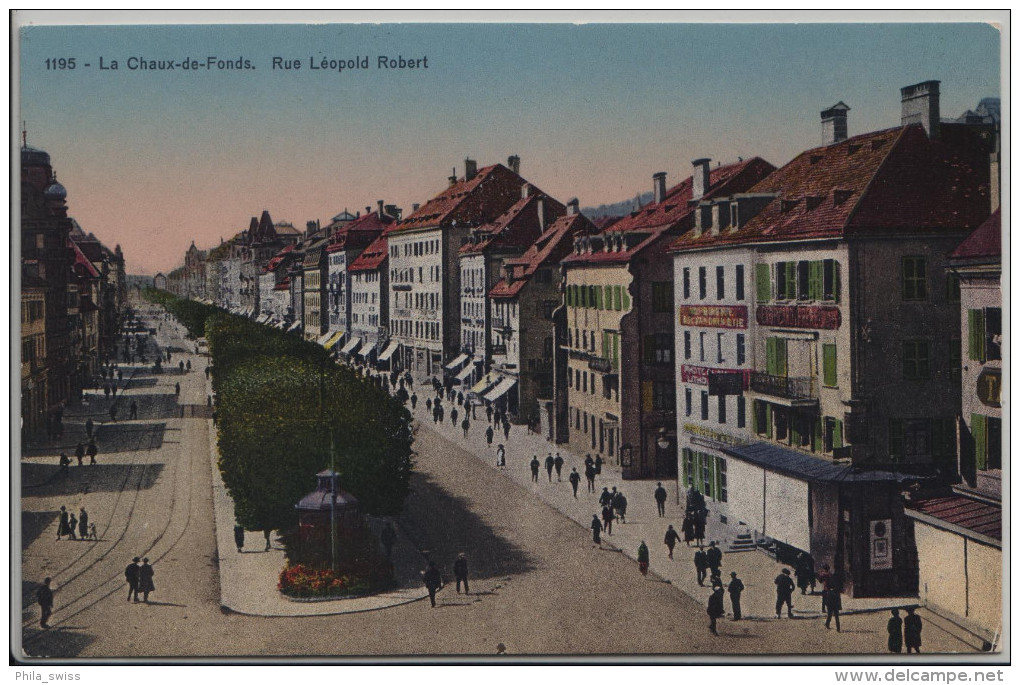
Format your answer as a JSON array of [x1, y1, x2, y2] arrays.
[[487, 200, 595, 435], [670, 81, 993, 597], [153, 273, 167, 290], [387, 157, 536, 377], [21, 273, 48, 436], [302, 234, 330, 341], [242, 210, 300, 316], [560, 156, 774, 479], [258, 243, 298, 324], [454, 182, 565, 394]]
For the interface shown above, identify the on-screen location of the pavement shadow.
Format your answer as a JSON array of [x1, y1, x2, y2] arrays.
[[21, 627, 97, 659], [21, 462, 165, 496], [397, 471, 537, 581], [21, 511, 59, 549], [94, 422, 168, 451]]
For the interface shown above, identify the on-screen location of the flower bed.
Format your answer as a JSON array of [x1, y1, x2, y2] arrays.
[[278, 563, 372, 599]]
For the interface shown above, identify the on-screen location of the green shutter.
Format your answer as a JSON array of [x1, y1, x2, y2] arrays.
[[790, 415, 801, 446], [833, 419, 844, 449], [823, 344, 838, 387], [972, 413, 987, 470], [968, 309, 986, 362], [889, 419, 904, 460], [766, 337, 777, 375], [785, 262, 797, 299], [613, 285, 622, 310], [715, 458, 724, 501], [681, 449, 691, 487], [813, 416, 823, 452], [613, 333, 619, 370], [765, 404, 773, 438], [809, 261, 823, 301], [753, 400, 762, 434], [596, 286, 603, 309], [622, 287, 630, 310], [708, 455, 717, 500], [776, 338, 787, 377], [694, 452, 703, 493], [756, 264, 771, 302]]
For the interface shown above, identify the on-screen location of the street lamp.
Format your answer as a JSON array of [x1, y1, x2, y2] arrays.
[[620, 443, 632, 468]]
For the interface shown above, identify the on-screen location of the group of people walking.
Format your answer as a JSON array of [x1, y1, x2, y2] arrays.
[[420, 552, 470, 608], [124, 556, 156, 603], [55, 505, 96, 541]]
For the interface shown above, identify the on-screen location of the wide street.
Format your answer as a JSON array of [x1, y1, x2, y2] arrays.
[[18, 304, 979, 659]]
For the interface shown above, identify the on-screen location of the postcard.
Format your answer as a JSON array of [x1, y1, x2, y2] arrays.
[[13, 11, 1007, 666]]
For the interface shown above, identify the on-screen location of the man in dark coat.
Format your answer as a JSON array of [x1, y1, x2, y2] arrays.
[[485, 425, 494, 446], [461, 417, 470, 438], [568, 468, 581, 498], [904, 607, 923, 653], [585, 463, 597, 493], [85, 418, 94, 438], [530, 456, 540, 483], [75, 442, 85, 466], [233, 525, 245, 552], [887, 609, 903, 653], [775, 568, 796, 618], [78, 508, 89, 541], [693, 548, 708, 586], [37, 577, 54, 629], [728, 571, 745, 620], [544, 454, 555, 482], [410, 393, 418, 410], [125, 557, 140, 602], [57, 506, 70, 541], [502, 420, 510, 440], [590, 514, 602, 546], [599, 487, 613, 510], [553, 453, 564, 481], [594, 455, 603, 475], [422, 561, 442, 608], [601, 505, 615, 535], [453, 553, 469, 594], [664, 525, 680, 559], [707, 586, 725, 635], [130, 400, 138, 420], [654, 482, 668, 517], [450, 407, 458, 427], [87, 440, 98, 465], [613, 490, 628, 524], [825, 586, 842, 632], [138, 558, 155, 602], [706, 541, 723, 573], [795, 552, 816, 595]]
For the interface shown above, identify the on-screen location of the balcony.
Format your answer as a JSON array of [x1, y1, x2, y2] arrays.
[[749, 372, 818, 406], [588, 356, 614, 374]]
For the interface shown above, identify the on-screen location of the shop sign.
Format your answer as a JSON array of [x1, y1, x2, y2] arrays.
[[756, 304, 841, 330], [682, 423, 747, 447], [976, 369, 1001, 408], [681, 365, 751, 389], [678, 305, 748, 329], [869, 519, 893, 571]]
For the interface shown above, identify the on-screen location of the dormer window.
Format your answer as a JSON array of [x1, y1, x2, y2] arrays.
[[834, 190, 853, 206], [730, 203, 739, 229], [847, 144, 862, 156], [781, 199, 799, 213], [806, 196, 824, 211], [809, 154, 824, 165]]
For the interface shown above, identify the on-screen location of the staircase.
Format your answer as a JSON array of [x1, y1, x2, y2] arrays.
[[726, 531, 757, 553]]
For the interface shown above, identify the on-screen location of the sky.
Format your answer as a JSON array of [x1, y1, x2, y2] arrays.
[[18, 19, 1001, 275]]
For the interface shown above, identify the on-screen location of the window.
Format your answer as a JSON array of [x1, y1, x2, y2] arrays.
[[716, 266, 725, 300], [755, 264, 770, 302], [685, 388, 692, 416], [822, 259, 840, 302], [582, 372, 587, 392], [737, 396, 745, 428], [949, 338, 962, 382], [797, 261, 810, 300], [735, 265, 745, 301], [684, 331, 691, 360], [736, 334, 745, 366], [700, 391, 709, 420], [718, 395, 727, 424], [683, 268, 690, 299], [902, 256, 927, 300], [644, 333, 673, 364], [971, 414, 1002, 471], [699, 332, 706, 362], [902, 340, 930, 380], [652, 382, 674, 411], [717, 459, 727, 502], [753, 400, 770, 436], [822, 344, 838, 387], [698, 267, 707, 300], [946, 272, 961, 302], [652, 282, 672, 313]]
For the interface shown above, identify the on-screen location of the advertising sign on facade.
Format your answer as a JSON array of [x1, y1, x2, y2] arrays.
[[678, 305, 748, 329], [869, 519, 894, 570], [681, 365, 751, 389]]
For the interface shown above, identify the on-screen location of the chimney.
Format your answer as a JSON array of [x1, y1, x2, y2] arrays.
[[412, 203, 420, 212], [567, 198, 579, 216], [377, 200, 385, 218], [691, 158, 711, 200], [536, 195, 545, 232], [521, 183, 531, 199], [464, 158, 478, 181], [901, 80, 941, 138], [821, 101, 850, 145], [652, 172, 667, 205], [449, 168, 458, 187], [507, 155, 521, 175]]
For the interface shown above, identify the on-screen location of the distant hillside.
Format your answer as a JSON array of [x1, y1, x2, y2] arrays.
[[581, 191, 654, 220]]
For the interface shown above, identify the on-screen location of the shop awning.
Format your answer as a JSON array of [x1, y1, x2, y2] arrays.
[[454, 364, 474, 383], [721, 442, 909, 484], [340, 337, 362, 355], [358, 342, 377, 358], [317, 331, 335, 346], [322, 331, 345, 350], [483, 376, 517, 402], [445, 353, 470, 371], [286, 321, 302, 333], [470, 372, 499, 395], [378, 340, 400, 362], [258, 313, 271, 324]]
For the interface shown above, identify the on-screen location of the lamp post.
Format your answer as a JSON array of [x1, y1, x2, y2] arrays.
[[656, 427, 676, 506]]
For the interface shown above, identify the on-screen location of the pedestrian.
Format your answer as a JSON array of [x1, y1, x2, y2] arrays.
[[694, 547, 708, 586], [130, 400, 138, 420], [138, 558, 155, 603], [104, 385, 111, 398], [411, 393, 418, 410], [817, 563, 833, 612], [706, 541, 722, 573], [707, 585, 726, 635], [530, 456, 540, 483], [67, 513, 78, 541], [437, 405, 444, 424], [78, 508, 89, 541], [118, 369, 123, 382], [36, 578, 54, 629], [85, 418, 94, 438], [87, 440, 98, 465], [462, 417, 470, 438], [795, 551, 815, 595], [502, 420, 510, 440], [774, 568, 796, 618], [825, 585, 842, 632], [451, 407, 458, 427], [545, 453, 555, 482], [175, 382, 180, 397], [568, 468, 581, 497], [585, 463, 596, 493], [264, 529, 272, 551], [426, 397, 432, 414], [380, 522, 397, 559], [613, 490, 628, 524], [186, 360, 192, 372], [594, 454, 603, 475], [111, 385, 117, 397], [637, 541, 650, 576], [664, 524, 680, 559], [75, 442, 85, 466], [728, 572, 744, 621], [591, 514, 602, 546], [422, 561, 442, 608], [601, 504, 615, 535], [87, 523, 98, 541], [904, 607, 922, 653], [554, 453, 564, 481], [109, 404, 118, 421], [654, 482, 668, 517], [887, 609, 903, 653], [496, 444, 506, 469], [179, 361, 185, 374], [234, 525, 245, 553], [453, 553, 470, 594], [125, 558, 140, 601], [56, 506, 70, 541], [599, 487, 612, 509], [485, 425, 494, 446], [486, 405, 493, 424], [205, 366, 210, 379]]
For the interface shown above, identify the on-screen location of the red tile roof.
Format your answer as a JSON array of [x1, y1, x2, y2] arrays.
[[327, 211, 392, 253], [69, 239, 101, 278], [262, 243, 296, 273], [490, 213, 597, 299], [951, 208, 1000, 260], [673, 124, 992, 251], [348, 224, 398, 273], [389, 163, 532, 234], [564, 157, 775, 265], [907, 494, 1001, 541], [459, 193, 566, 254]]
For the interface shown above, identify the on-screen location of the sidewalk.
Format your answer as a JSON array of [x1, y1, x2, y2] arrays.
[[400, 376, 919, 621]]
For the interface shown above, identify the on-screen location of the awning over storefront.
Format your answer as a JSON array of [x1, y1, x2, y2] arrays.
[[445, 353, 470, 371], [317, 331, 334, 346], [378, 340, 400, 362], [322, 331, 345, 350], [358, 342, 377, 358], [340, 337, 362, 355], [454, 364, 474, 383], [258, 313, 271, 324], [483, 376, 517, 402], [286, 321, 302, 333], [720, 442, 907, 483], [470, 372, 499, 395]]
